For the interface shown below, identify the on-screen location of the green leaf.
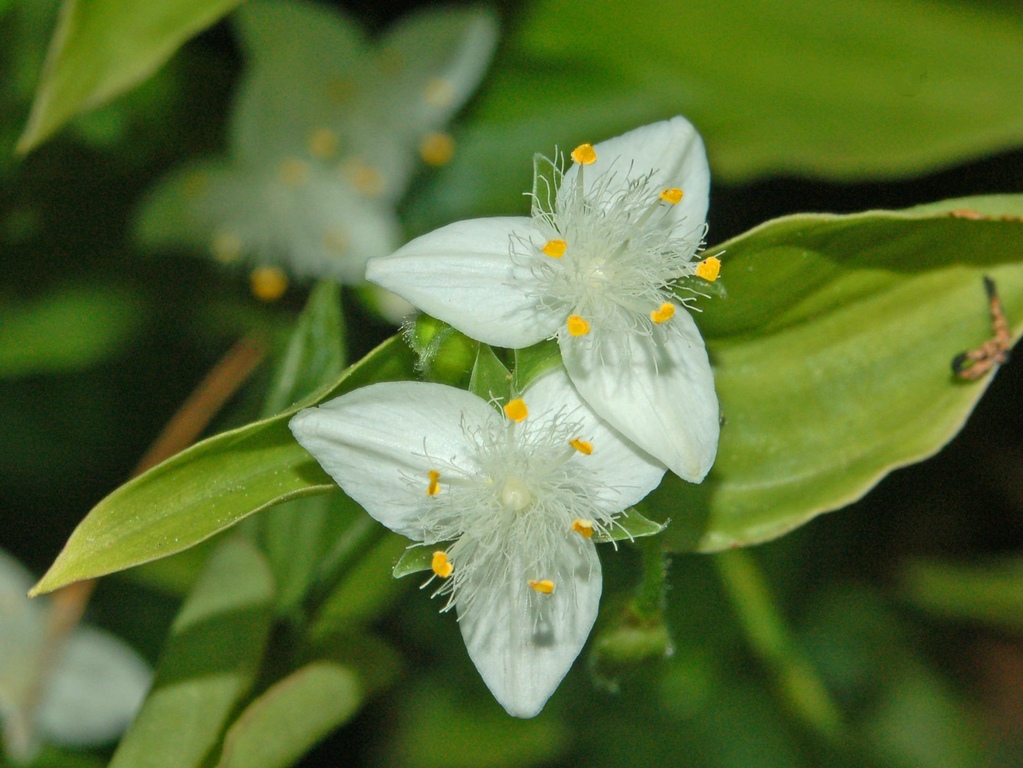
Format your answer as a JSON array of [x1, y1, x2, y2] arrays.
[[468, 343, 511, 402], [593, 507, 665, 544], [18, 0, 246, 152], [108, 538, 274, 768], [650, 195, 1023, 552], [0, 285, 142, 377], [413, 0, 1023, 222], [31, 336, 415, 595], [261, 280, 346, 417], [215, 662, 361, 768], [899, 556, 1023, 634], [511, 340, 561, 394]]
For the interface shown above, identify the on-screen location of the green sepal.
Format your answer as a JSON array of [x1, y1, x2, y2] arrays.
[[512, 339, 562, 393], [468, 343, 512, 402], [392, 545, 442, 579], [593, 507, 666, 543]]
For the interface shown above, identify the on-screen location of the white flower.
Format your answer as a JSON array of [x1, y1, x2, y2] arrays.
[[0, 550, 151, 762], [136, 0, 497, 287], [366, 117, 720, 480], [289, 369, 666, 717]]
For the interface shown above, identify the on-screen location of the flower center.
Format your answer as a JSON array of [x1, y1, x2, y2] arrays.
[[500, 475, 532, 511]]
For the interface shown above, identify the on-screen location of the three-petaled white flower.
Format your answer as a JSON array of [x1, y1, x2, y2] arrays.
[[366, 117, 720, 481], [289, 369, 665, 717]]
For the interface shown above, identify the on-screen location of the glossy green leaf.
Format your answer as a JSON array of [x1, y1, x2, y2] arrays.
[[649, 195, 1023, 552], [413, 0, 1023, 223], [216, 663, 361, 768], [0, 285, 141, 378], [108, 538, 274, 768], [899, 556, 1023, 634], [32, 336, 415, 595], [18, 0, 246, 151]]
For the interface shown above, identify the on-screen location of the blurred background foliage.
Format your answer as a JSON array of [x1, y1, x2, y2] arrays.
[[2, 0, 1023, 766]]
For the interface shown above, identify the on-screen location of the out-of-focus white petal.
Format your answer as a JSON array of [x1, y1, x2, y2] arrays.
[[561, 309, 719, 482], [37, 626, 151, 747], [523, 369, 666, 513], [289, 382, 492, 539], [561, 116, 710, 237], [230, 0, 366, 162], [458, 535, 601, 718], [366, 217, 560, 348]]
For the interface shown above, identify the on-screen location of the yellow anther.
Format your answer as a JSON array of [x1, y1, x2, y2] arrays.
[[542, 239, 567, 258], [651, 302, 675, 324], [419, 132, 456, 167], [503, 398, 528, 423], [572, 519, 595, 539], [528, 579, 555, 594], [277, 157, 309, 188], [323, 228, 349, 254], [696, 256, 721, 282], [427, 469, 441, 496], [424, 78, 455, 108], [660, 187, 684, 205], [211, 231, 243, 263], [571, 143, 597, 165], [569, 437, 593, 455], [431, 551, 453, 578], [567, 315, 590, 336], [342, 158, 386, 197], [250, 267, 289, 302], [308, 127, 339, 159]]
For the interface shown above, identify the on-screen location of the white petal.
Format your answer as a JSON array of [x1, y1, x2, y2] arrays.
[[561, 310, 719, 482], [37, 626, 151, 747], [522, 369, 666, 512], [561, 116, 710, 236], [457, 535, 601, 718], [289, 382, 494, 539], [366, 217, 560, 348]]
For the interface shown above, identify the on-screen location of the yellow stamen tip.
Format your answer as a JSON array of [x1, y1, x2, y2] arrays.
[[308, 127, 339, 159], [432, 551, 453, 578], [569, 437, 593, 455], [323, 228, 349, 254], [250, 267, 288, 302], [427, 469, 441, 496], [660, 187, 684, 205], [528, 579, 555, 594], [277, 157, 309, 188], [542, 238, 567, 258], [567, 315, 591, 336], [571, 143, 597, 165], [696, 256, 721, 282], [572, 519, 595, 539], [503, 398, 528, 423], [342, 157, 387, 197], [419, 132, 456, 167], [651, 302, 675, 324]]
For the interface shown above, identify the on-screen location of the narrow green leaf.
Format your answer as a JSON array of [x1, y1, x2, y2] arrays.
[[392, 545, 436, 579], [468, 343, 511, 402], [108, 538, 274, 768], [216, 663, 361, 768], [19, 0, 246, 151], [651, 196, 1023, 552], [261, 280, 345, 417], [899, 556, 1023, 634], [593, 507, 665, 543], [0, 285, 141, 377], [32, 336, 415, 595]]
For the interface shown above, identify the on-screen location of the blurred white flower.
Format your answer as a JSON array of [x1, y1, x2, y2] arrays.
[[0, 550, 150, 762], [367, 117, 721, 479], [136, 0, 497, 289], [289, 369, 666, 717]]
